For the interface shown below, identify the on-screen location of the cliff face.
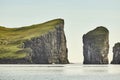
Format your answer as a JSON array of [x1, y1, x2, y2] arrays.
[[83, 26, 109, 64], [23, 23, 69, 64], [0, 19, 69, 64], [111, 43, 120, 64]]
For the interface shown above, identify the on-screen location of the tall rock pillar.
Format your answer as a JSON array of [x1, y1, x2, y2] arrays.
[[111, 43, 120, 64], [83, 26, 109, 64]]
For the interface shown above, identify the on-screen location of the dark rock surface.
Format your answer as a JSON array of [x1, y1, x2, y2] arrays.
[[0, 58, 30, 64], [111, 43, 120, 64], [83, 26, 109, 64], [23, 23, 69, 64]]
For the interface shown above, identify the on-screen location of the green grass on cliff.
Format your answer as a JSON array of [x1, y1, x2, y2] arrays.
[[0, 19, 64, 59], [85, 26, 109, 36], [83, 26, 109, 48]]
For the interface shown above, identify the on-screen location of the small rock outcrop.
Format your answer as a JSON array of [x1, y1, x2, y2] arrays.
[[111, 43, 120, 64], [83, 26, 109, 64]]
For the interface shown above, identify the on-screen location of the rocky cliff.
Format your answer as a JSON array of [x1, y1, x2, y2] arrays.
[[111, 43, 120, 64], [83, 26, 109, 64], [0, 19, 69, 64]]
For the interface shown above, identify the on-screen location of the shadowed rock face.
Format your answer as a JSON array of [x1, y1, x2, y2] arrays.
[[24, 23, 69, 64], [83, 26, 109, 64], [111, 43, 120, 64]]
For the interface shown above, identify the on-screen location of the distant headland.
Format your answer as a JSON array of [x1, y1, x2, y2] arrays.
[[0, 19, 69, 64]]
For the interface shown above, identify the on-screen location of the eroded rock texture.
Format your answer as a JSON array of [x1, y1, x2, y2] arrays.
[[23, 23, 69, 64], [111, 43, 120, 64], [83, 26, 109, 64]]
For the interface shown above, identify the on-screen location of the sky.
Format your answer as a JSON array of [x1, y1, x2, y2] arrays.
[[0, 0, 120, 63]]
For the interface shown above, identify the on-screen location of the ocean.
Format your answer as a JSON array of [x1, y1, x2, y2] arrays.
[[0, 64, 120, 80]]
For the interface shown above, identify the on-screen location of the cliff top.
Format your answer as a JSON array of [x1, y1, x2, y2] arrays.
[[0, 18, 64, 59], [84, 26, 109, 36], [114, 42, 120, 47]]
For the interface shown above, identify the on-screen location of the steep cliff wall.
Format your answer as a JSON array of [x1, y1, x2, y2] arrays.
[[0, 19, 69, 64], [83, 26, 109, 64], [111, 43, 120, 64], [23, 23, 69, 64]]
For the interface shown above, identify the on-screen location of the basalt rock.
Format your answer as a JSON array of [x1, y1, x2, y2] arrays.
[[23, 23, 69, 64], [0, 19, 69, 64], [111, 43, 120, 64], [83, 26, 109, 64]]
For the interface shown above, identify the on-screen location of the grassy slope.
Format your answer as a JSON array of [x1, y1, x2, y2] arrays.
[[0, 19, 64, 59]]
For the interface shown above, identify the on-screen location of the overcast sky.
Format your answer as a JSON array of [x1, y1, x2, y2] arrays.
[[0, 0, 120, 63]]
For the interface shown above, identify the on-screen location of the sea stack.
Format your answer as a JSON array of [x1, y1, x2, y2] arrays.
[[0, 19, 69, 64], [83, 26, 109, 64], [111, 43, 120, 64]]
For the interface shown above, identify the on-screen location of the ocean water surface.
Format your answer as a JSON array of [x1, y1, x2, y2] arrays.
[[0, 64, 120, 80]]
